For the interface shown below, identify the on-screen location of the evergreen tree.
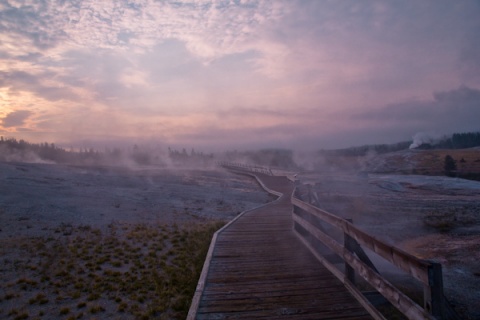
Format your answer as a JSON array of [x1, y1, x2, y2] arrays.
[[444, 155, 457, 177]]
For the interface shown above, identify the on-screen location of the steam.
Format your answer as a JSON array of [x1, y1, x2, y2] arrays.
[[409, 132, 434, 149], [0, 137, 221, 170], [0, 144, 55, 164]]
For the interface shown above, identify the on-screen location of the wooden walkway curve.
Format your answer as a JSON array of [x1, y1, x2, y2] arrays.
[[188, 173, 373, 319]]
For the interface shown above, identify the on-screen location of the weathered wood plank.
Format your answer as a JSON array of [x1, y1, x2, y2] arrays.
[[188, 174, 374, 319], [196, 308, 373, 320], [201, 286, 350, 300]]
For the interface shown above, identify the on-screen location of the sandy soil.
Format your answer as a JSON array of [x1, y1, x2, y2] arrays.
[[298, 171, 480, 319]]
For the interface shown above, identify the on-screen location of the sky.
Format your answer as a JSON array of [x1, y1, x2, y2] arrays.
[[1, 0, 480, 151]]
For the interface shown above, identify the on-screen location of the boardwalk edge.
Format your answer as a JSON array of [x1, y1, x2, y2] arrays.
[[187, 173, 284, 319]]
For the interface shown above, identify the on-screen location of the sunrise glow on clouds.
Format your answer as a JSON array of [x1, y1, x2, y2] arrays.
[[1, 0, 480, 150]]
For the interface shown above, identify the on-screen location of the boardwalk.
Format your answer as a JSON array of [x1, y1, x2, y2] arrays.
[[190, 174, 373, 319]]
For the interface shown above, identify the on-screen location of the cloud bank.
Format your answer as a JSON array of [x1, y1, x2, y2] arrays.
[[0, 0, 479, 150]]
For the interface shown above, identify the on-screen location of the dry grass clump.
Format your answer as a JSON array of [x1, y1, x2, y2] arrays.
[[0, 220, 223, 319]]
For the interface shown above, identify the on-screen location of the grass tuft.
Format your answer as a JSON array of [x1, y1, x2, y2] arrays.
[[0, 220, 223, 319]]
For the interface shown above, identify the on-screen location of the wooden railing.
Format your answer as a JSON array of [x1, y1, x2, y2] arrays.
[[292, 187, 451, 320], [214, 165, 456, 319], [218, 161, 273, 175]]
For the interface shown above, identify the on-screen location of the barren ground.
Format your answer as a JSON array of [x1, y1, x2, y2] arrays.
[[1, 160, 479, 319], [0, 161, 272, 319], [298, 171, 480, 319]]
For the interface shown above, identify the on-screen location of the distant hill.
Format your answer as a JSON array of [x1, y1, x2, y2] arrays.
[[312, 131, 480, 180], [318, 131, 480, 157], [362, 148, 480, 178], [318, 141, 412, 157]]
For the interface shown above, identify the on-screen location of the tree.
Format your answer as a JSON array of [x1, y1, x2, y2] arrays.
[[444, 155, 457, 177]]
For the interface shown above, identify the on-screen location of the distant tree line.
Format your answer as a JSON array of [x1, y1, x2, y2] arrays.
[[433, 132, 480, 149], [0, 136, 214, 167], [0, 137, 297, 169], [0, 136, 134, 165], [223, 149, 298, 169], [0, 137, 75, 163], [168, 147, 214, 167]]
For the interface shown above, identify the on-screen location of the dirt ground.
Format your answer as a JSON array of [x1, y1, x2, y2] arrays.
[[0, 161, 273, 319], [298, 171, 480, 319], [1, 160, 479, 319]]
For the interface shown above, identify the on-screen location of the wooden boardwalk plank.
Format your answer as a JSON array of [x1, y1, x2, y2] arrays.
[[191, 174, 374, 320]]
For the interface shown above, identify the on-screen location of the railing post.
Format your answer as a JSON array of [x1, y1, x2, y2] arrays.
[[344, 218, 355, 285], [424, 262, 444, 319]]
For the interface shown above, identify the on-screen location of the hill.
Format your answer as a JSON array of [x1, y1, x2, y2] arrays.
[[361, 148, 480, 179]]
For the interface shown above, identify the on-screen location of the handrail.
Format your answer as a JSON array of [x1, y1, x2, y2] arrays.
[[189, 168, 451, 319], [292, 188, 446, 320], [217, 161, 274, 175], [292, 197, 432, 285]]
